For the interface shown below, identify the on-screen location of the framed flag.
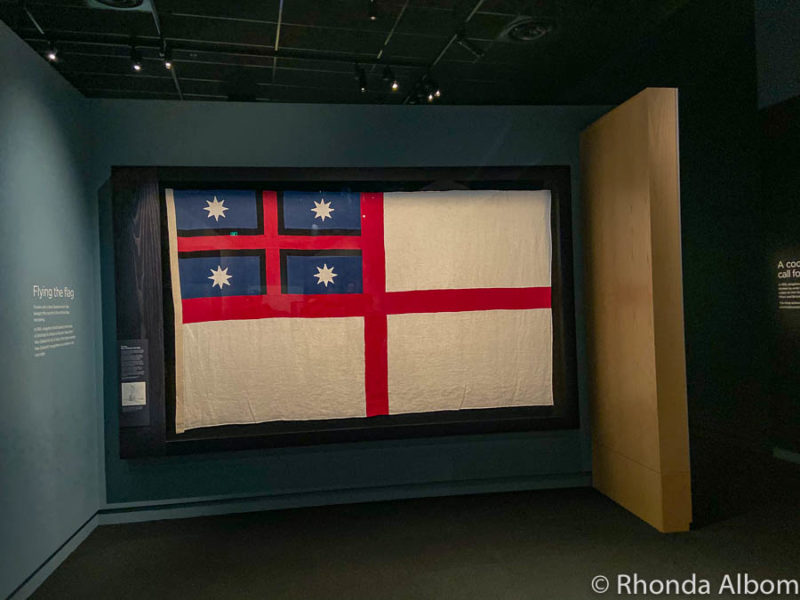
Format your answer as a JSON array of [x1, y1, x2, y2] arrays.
[[112, 167, 578, 457]]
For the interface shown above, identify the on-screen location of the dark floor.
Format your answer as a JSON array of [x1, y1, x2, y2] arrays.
[[32, 485, 800, 600]]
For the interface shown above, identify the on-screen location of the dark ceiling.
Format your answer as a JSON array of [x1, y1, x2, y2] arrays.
[[0, 0, 691, 104]]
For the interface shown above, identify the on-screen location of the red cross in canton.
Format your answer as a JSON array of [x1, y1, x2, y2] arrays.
[[176, 191, 552, 417]]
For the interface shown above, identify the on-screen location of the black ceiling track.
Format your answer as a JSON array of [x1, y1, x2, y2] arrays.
[[1, 0, 694, 104]]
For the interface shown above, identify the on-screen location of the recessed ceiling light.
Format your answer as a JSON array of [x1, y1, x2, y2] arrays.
[[502, 17, 555, 43], [46, 42, 58, 62]]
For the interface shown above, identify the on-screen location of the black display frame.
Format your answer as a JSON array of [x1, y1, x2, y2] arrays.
[[112, 166, 579, 458]]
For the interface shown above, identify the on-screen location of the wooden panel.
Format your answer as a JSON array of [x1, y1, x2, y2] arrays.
[[112, 167, 166, 458], [582, 88, 691, 532]]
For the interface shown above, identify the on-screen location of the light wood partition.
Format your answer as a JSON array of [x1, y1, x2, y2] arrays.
[[581, 88, 691, 532]]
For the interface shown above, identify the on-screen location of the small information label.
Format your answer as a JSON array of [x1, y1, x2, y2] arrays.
[[119, 339, 150, 427]]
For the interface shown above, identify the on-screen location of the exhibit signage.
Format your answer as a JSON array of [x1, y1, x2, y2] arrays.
[[776, 257, 800, 311], [32, 284, 77, 358], [119, 339, 149, 427]]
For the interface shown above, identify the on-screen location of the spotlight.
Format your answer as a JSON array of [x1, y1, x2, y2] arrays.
[[368, 0, 377, 21], [130, 45, 142, 72], [428, 77, 441, 98], [162, 45, 173, 70], [419, 75, 440, 102], [46, 42, 58, 62], [382, 66, 399, 92], [354, 63, 367, 93]]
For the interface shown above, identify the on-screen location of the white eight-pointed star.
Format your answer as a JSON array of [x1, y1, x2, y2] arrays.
[[310, 198, 334, 221], [204, 196, 229, 221], [208, 265, 232, 289], [314, 264, 337, 287]]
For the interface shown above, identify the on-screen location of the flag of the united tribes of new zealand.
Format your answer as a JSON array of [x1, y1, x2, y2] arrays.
[[166, 187, 553, 433]]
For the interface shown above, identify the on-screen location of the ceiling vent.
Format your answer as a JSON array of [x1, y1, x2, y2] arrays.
[[500, 17, 555, 43], [86, 0, 152, 11]]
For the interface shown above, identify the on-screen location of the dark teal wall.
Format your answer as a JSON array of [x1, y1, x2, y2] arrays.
[[0, 22, 100, 599], [760, 95, 800, 455], [89, 100, 609, 505], [756, 0, 800, 455], [755, 0, 800, 108]]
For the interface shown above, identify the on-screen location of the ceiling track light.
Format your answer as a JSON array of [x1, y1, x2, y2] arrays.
[[130, 44, 142, 72], [417, 74, 441, 103], [354, 63, 367, 93], [428, 77, 441, 99], [161, 43, 173, 70], [382, 66, 398, 92], [46, 41, 58, 62], [412, 83, 430, 104], [368, 0, 378, 22]]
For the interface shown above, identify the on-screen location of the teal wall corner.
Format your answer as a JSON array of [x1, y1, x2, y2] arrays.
[[0, 20, 101, 600]]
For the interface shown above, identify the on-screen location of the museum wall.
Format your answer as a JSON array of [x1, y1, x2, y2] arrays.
[[756, 0, 800, 458], [755, 0, 800, 109], [88, 101, 608, 505], [0, 21, 101, 599]]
